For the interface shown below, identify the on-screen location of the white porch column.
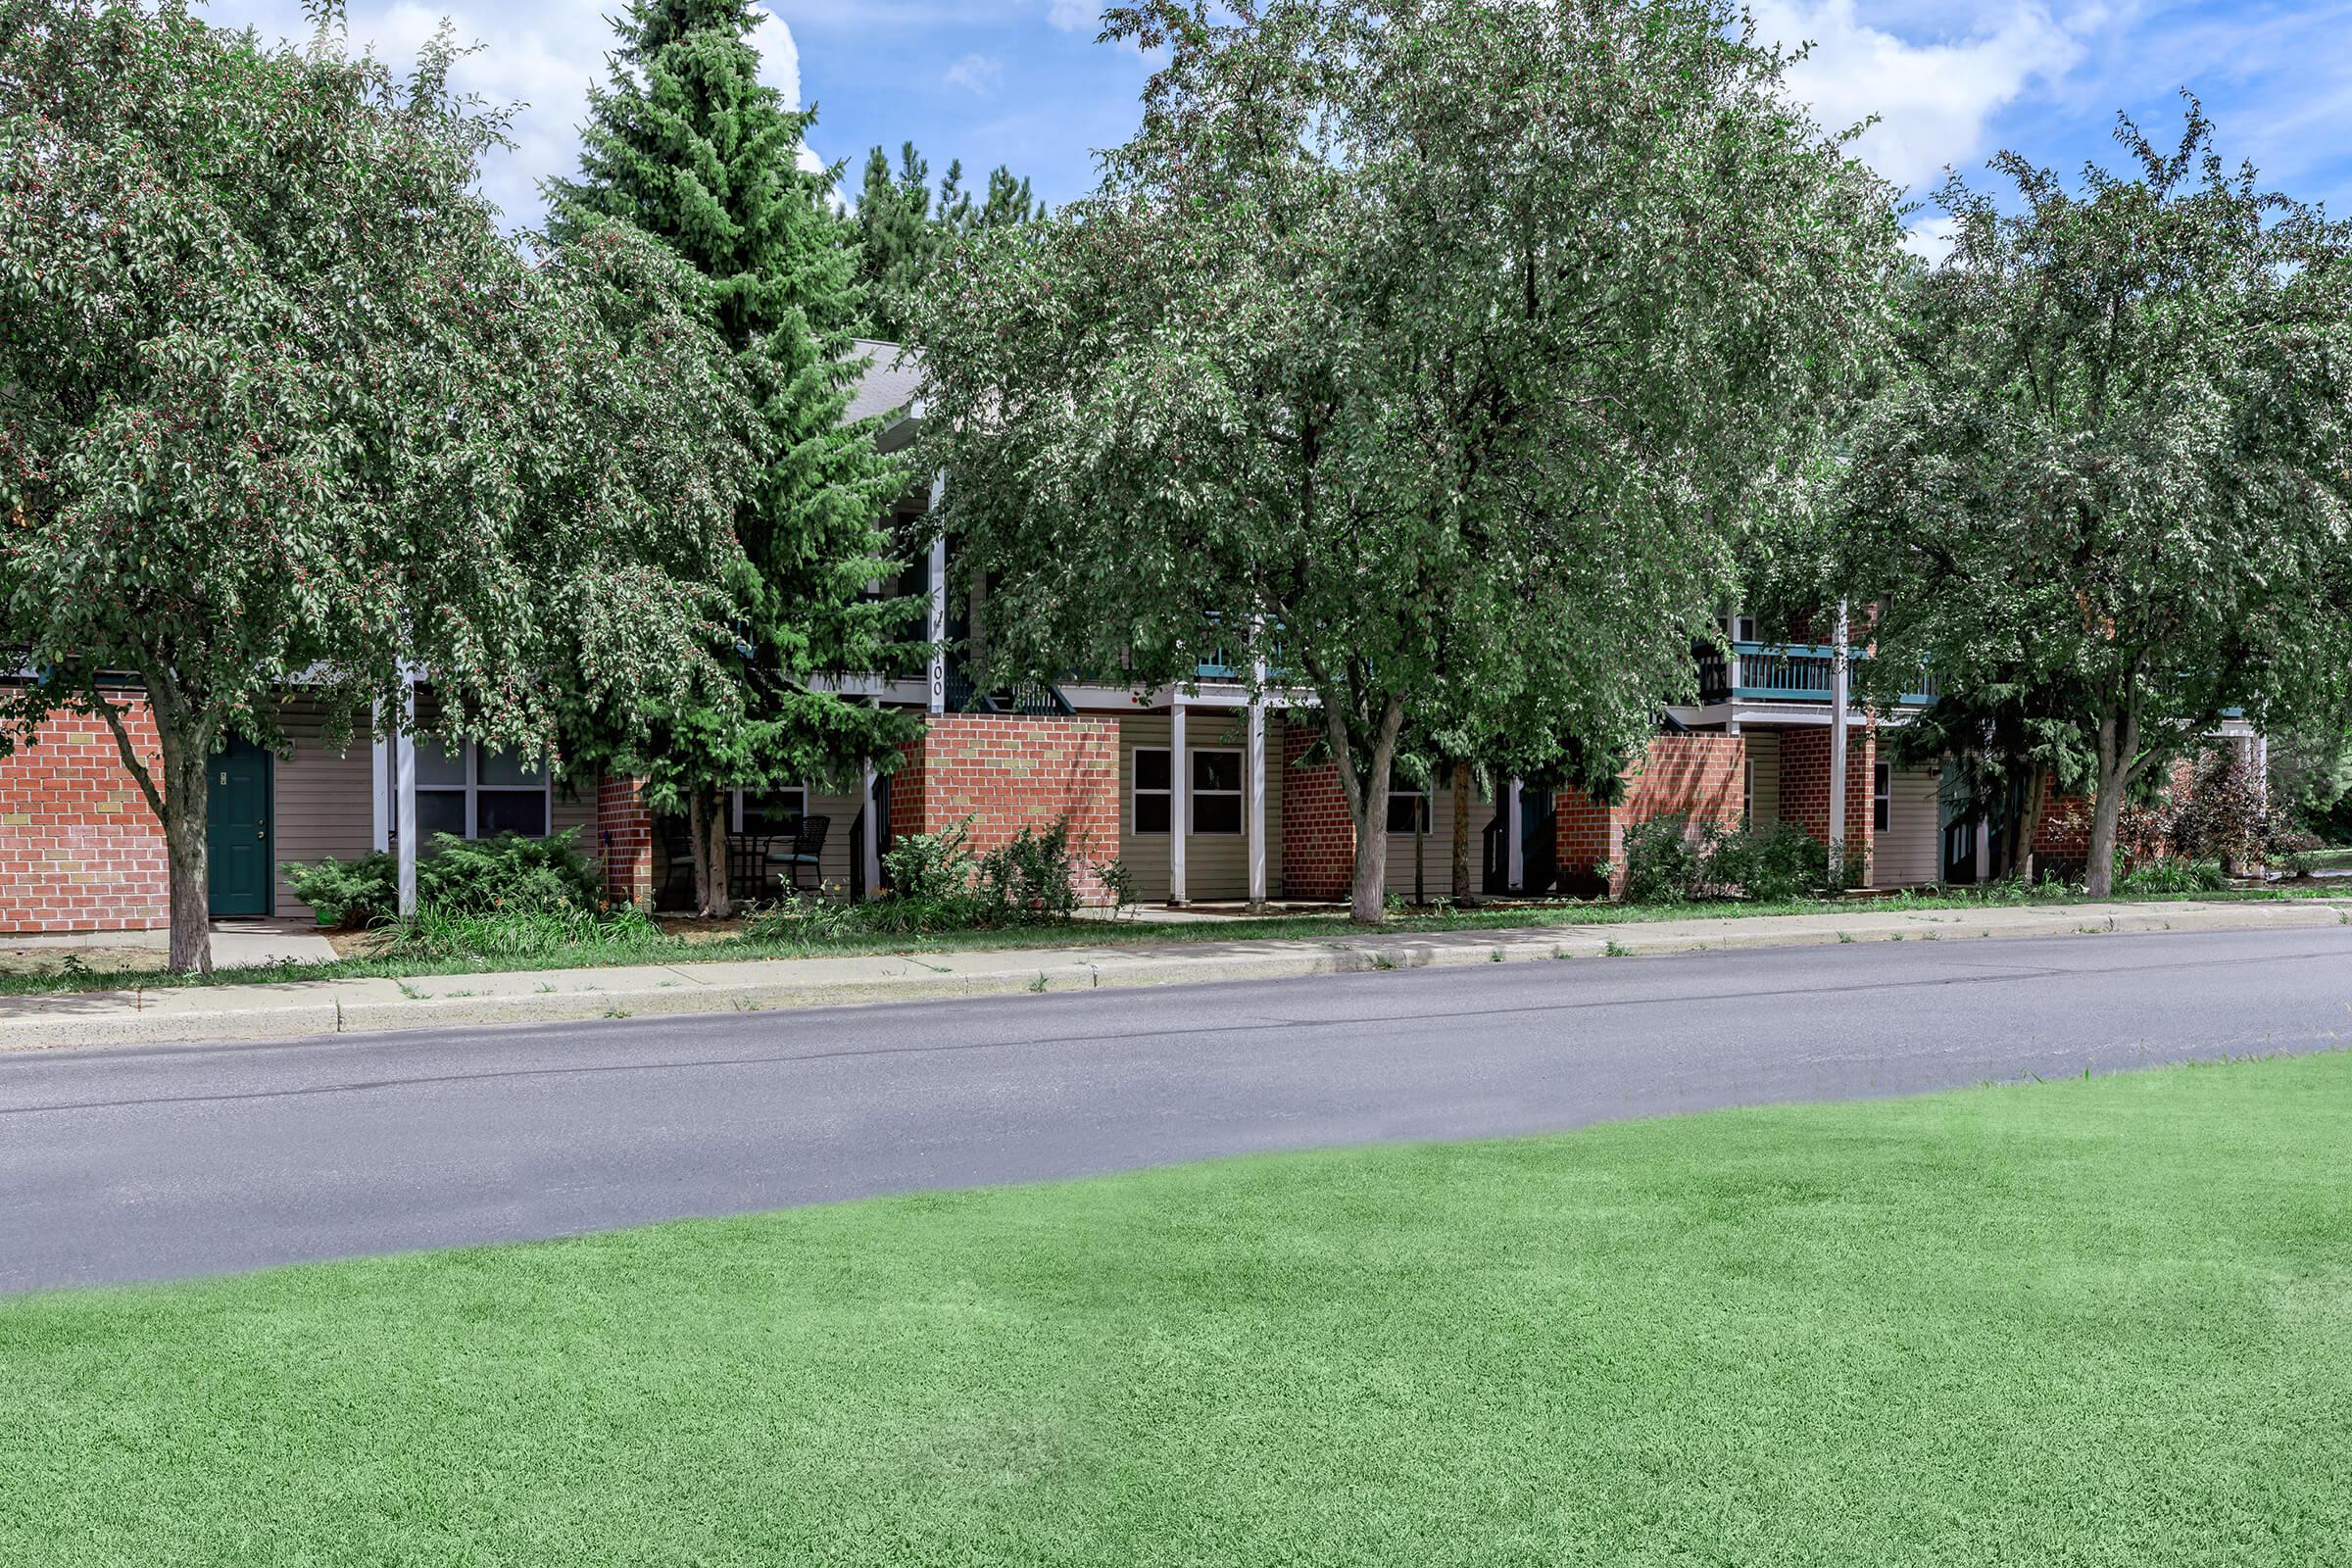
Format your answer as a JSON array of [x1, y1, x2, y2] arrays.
[[926, 474, 948, 716], [1829, 601, 1851, 879], [1506, 777, 1525, 893], [370, 702, 390, 854], [395, 681, 418, 919], [1247, 692, 1268, 909], [1169, 701, 1189, 906], [860, 756, 881, 901]]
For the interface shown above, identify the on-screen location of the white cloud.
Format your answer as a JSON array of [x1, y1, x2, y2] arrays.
[[200, 2, 808, 229], [944, 53, 1006, 95], [1901, 214, 1960, 263], [1752, 1, 2087, 193], [1047, 0, 1096, 29]]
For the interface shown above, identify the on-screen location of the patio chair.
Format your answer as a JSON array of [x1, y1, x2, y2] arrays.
[[776, 814, 829, 894]]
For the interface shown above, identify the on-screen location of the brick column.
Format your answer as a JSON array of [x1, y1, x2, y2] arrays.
[[596, 773, 656, 910], [1779, 726, 1875, 883], [889, 715, 1122, 904], [1556, 734, 1746, 898], [1278, 718, 1354, 902]]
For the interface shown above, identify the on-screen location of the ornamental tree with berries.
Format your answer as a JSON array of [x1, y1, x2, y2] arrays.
[[907, 0, 1901, 921], [0, 1, 754, 970]]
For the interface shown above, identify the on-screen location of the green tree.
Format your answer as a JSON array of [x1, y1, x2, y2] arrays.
[[853, 143, 1041, 342], [1836, 104, 2352, 896], [907, 0, 1899, 921], [0, 0, 752, 972], [551, 0, 918, 916]]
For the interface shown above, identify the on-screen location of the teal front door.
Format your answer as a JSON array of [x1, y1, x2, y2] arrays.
[[207, 738, 272, 916]]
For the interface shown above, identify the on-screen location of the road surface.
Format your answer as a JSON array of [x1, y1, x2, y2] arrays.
[[5, 926, 2349, 1293]]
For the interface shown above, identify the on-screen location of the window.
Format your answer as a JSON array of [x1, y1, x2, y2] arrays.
[[415, 741, 550, 840], [1132, 748, 1171, 834], [1735, 613, 1758, 643], [1874, 761, 1891, 832], [735, 785, 808, 835], [1386, 789, 1431, 834], [1191, 750, 1243, 834]]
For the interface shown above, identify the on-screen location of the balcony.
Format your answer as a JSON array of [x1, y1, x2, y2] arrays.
[[1695, 642, 1936, 709]]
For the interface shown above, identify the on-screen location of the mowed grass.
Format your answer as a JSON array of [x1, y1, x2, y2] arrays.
[[5, 1054, 2350, 1566]]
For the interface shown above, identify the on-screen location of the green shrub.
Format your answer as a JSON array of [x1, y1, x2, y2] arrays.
[[2116, 856, 2227, 896], [419, 829, 603, 913], [977, 820, 1082, 924], [282, 850, 398, 928], [1703, 823, 1835, 902], [1618, 813, 1707, 905], [881, 822, 977, 904], [283, 828, 605, 930]]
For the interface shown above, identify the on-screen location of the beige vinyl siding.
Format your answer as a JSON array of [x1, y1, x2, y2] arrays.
[[1117, 711, 1283, 903], [1383, 777, 1495, 901], [1742, 730, 1781, 828], [1877, 765, 1942, 887], [270, 699, 374, 920]]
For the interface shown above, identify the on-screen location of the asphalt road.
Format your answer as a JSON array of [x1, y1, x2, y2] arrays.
[[5, 926, 2350, 1294]]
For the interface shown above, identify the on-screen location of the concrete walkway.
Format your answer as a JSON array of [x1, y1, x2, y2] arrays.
[[1, 895, 2345, 1053], [0, 919, 339, 967]]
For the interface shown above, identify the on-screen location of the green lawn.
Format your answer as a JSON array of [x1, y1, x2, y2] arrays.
[[2, 881, 2345, 996], [5, 1054, 2349, 1566]]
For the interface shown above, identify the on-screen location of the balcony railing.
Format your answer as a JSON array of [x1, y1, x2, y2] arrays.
[[1695, 642, 1936, 708]]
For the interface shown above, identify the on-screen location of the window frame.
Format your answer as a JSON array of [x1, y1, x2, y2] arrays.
[[1189, 748, 1245, 836], [1873, 760, 1891, 833], [415, 741, 554, 841], [1385, 788, 1432, 836], [1131, 746, 1172, 836], [1743, 757, 1754, 826], [732, 784, 809, 836]]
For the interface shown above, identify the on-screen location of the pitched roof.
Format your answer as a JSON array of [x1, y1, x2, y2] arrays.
[[846, 339, 923, 426]]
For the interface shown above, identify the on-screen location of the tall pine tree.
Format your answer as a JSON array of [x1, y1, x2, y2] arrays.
[[854, 143, 1040, 341], [550, 0, 919, 916]]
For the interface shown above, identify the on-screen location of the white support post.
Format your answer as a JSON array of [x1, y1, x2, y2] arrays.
[[860, 757, 881, 901], [395, 681, 418, 919], [1247, 691, 1268, 910], [926, 475, 948, 716], [370, 702, 390, 854], [1829, 600, 1851, 882], [1506, 777, 1525, 893], [1169, 701, 1189, 906]]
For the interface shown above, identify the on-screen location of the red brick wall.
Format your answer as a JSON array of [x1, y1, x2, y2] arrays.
[[1279, 719, 1355, 901], [891, 714, 1121, 904], [1777, 725, 1877, 882], [0, 705, 170, 932], [1555, 734, 1749, 896], [595, 774, 655, 910]]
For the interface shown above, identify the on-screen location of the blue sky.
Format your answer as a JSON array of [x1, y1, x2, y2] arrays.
[[204, 1, 2352, 251]]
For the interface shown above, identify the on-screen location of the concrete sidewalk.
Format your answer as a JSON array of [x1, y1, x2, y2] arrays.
[[3, 895, 2346, 1053]]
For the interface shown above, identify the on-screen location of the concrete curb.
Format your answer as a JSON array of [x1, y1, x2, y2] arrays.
[[3, 897, 2346, 1052]]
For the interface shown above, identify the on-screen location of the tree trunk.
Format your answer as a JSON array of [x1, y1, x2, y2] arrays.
[[1349, 804, 1390, 924], [1450, 761, 1474, 906], [696, 785, 734, 920], [161, 747, 213, 975], [2014, 768, 2048, 885], [2084, 713, 2132, 899], [113, 680, 216, 976]]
